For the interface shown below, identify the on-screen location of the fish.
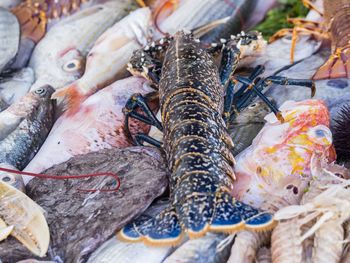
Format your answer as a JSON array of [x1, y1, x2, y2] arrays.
[[0, 85, 55, 170], [163, 233, 233, 263], [0, 68, 35, 111], [226, 99, 335, 263], [227, 100, 272, 156], [152, 0, 256, 41], [29, 1, 134, 92], [0, 7, 20, 72], [24, 77, 155, 178], [0, 146, 168, 262], [88, 198, 175, 263], [52, 7, 152, 112], [0, 163, 25, 193], [0, 0, 21, 8], [233, 99, 335, 208]]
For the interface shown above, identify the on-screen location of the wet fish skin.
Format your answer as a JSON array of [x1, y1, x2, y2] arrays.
[[52, 7, 152, 111], [164, 233, 233, 263], [0, 147, 168, 262], [88, 198, 174, 263], [0, 7, 20, 72], [0, 67, 35, 110], [29, 0, 134, 91], [24, 77, 155, 177], [0, 85, 55, 170], [228, 101, 272, 156]]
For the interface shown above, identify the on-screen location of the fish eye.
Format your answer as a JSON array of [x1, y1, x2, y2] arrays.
[[249, 103, 257, 109], [0, 174, 14, 184], [63, 59, 82, 72], [34, 88, 47, 95]]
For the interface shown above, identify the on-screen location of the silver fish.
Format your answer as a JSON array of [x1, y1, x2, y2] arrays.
[[88, 199, 174, 263], [163, 233, 233, 263], [0, 68, 35, 111], [0, 8, 20, 72], [0, 85, 55, 170], [228, 101, 272, 156], [29, 1, 134, 91]]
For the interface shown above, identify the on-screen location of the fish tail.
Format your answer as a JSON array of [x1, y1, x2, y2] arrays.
[[118, 191, 275, 246], [313, 46, 350, 80], [51, 83, 85, 113]]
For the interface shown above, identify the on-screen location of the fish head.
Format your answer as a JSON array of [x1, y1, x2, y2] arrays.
[[30, 47, 85, 91], [233, 99, 335, 206], [0, 163, 25, 193], [31, 85, 56, 100]]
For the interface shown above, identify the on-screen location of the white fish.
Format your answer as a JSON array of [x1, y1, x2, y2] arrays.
[[29, 1, 133, 91], [52, 7, 152, 112]]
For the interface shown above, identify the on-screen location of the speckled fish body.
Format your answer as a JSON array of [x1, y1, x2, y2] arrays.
[[0, 86, 55, 170], [24, 77, 154, 177], [0, 8, 20, 73], [228, 101, 271, 156], [88, 199, 174, 263], [29, 1, 133, 91], [119, 32, 274, 245], [154, 0, 255, 41], [51, 7, 152, 110], [0, 68, 35, 111], [233, 99, 335, 208]]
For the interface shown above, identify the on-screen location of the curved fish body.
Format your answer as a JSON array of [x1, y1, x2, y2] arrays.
[[0, 86, 55, 170], [0, 8, 20, 73], [24, 77, 154, 176], [52, 7, 152, 112], [119, 32, 274, 246], [0, 68, 35, 111], [154, 0, 255, 42], [228, 101, 271, 156], [29, 1, 132, 91], [233, 99, 335, 208]]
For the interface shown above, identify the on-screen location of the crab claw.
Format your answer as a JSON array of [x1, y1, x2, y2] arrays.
[[0, 181, 50, 257]]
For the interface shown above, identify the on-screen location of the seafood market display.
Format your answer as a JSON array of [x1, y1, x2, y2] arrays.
[[1, 0, 350, 262]]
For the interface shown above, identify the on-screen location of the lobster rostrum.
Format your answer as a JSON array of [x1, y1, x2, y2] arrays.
[[118, 30, 315, 246]]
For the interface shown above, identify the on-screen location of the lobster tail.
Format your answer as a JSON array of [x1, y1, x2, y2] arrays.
[[118, 191, 274, 245]]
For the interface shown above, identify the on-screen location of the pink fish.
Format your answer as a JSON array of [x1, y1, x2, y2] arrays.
[[232, 99, 336, 208], [24, 77, 154, 178]]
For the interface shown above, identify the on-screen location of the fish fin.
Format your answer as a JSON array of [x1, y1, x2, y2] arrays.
[[118, 206, 183, 246], [313, 47, 350, 80], [209, 192, 275, 233], [51, 83, 85, 114]]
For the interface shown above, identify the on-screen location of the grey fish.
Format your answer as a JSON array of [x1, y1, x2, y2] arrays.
[[0, 85, 55, 170], [0, 8, 20, 72], [0, 0, 21, 8], [0, 147, 168, 262], [163, 233, 234, 263], [155, 0, 256, 42], [0, 68, 35, 110], [29, 0, 135, 91], [264, 50, 350, 107], [88, 198, 175, 263], [228, 101, 272, 156]]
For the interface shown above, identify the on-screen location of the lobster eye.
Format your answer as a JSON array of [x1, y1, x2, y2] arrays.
[[34, 88, 47, 95], [63, 59, 82, 72]]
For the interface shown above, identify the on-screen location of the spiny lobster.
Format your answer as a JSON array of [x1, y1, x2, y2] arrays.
[[118, 30, 315, 245]]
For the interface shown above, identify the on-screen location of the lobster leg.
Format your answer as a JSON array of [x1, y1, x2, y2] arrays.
[[264, 76, 316, 97], [123, 92, 162, 146], [134, 134, 162, 148]]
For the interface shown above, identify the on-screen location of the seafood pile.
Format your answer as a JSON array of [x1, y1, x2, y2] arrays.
[[1, 0, 350, 262]]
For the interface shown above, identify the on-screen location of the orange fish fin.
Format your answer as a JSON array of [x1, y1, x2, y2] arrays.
[[51, 83, 85, 114], [313, 47, 350, 80]]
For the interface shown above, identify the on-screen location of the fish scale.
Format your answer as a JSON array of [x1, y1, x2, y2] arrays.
[[120, 31, 274, 245]]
